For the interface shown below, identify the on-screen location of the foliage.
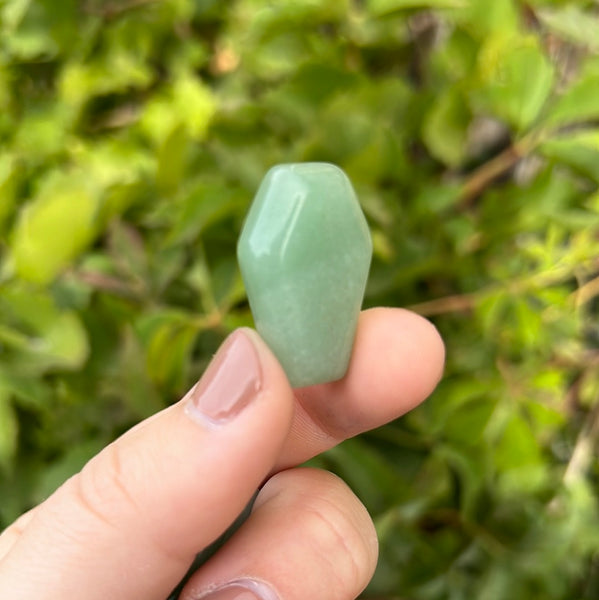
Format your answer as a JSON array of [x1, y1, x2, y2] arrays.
[[1, 0, 599, 598]]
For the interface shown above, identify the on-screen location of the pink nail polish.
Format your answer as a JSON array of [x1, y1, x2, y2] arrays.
[[185, 330, 262, 425]]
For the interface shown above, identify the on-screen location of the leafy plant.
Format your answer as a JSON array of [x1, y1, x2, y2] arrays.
[[1, 1, 599, 598]]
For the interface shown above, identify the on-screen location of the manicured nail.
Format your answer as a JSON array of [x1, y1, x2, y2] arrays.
[[193, 579, 278, 600], [185, 330, 262, 425]]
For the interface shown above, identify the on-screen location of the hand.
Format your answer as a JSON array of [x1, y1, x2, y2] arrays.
[[0, 307, 444, 600]]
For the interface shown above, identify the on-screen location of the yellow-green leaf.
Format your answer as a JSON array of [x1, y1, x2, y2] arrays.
[[541, 129, 599, 182], [10, 174, 99, 284], [0, 154, 18, 232], [0, 284, 89, 371], [422, 86, 470, 167], [546, 63, 599, 128], [477, 35, 554, 131], [140, 74, 216, 146]]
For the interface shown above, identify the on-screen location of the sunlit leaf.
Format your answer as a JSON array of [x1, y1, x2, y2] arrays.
[[546, 62, 599, 128], [140, 74, 216, 145], [537, 6, 599, 51], [10, 173, 99, 284], [476, 35, 555, 131], [450, 0, 519, 35]]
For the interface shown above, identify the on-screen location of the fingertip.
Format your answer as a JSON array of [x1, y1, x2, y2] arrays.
[[239, 327, 293, 391], [356, 307, 445, 412]]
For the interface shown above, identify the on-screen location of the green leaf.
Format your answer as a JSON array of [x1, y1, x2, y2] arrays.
[[136, 311, 199, 392], [73, 138, 154, 187], [0, 370, 51, 410], [2, 12, 57, 59], [422, 86, 470, 167], [167, 179, 246, 245], [59, 52, 153, 109], [140, 74, 216, 146], [13, 103, 70, 159], [546, 64, 599, 128], [0, 284, 89, 371], [476, 35, 555, 131], [367, 0, 465, 16], [156, 125, 189, 194], [0, 154, 18, 232], [10, 173, 99, 284], [437, 443, 489, 515], [537, 6, 599, 52], [525, 399, 565, 439], [443, 397, 498, 446], [106, 220, 149, 284], [513, 297, 544, 350], [0, 387, 18, 471], [494, 412, 542, 471], [284, 62, 359, 105], [540, 129, 599, 182], [2, 0, 32, 31], [72, 139, 153, 222], [450, 0, 519, 36], [173, 75, 217, 140], [325, 438, 405, 513], [211, 256, 246, 312], [100, 327, 164, 420]]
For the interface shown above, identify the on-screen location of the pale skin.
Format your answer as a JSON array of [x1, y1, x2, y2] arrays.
[[0, 307, 445, 600]]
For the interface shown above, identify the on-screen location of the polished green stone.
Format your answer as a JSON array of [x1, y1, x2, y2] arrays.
[[237, 163, 372, 387]]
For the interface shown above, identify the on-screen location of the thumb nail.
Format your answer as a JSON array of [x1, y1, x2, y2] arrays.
[[185, 329, 263, 425], [193, 579, 279, 600]]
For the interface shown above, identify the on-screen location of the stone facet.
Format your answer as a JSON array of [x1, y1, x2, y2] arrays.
[[237, 163, 372, 387]]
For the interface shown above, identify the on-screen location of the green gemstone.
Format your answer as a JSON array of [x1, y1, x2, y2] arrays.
[[237, 163, 372, 387]]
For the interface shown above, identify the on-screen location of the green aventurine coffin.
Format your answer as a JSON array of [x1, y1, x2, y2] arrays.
[[237, 163, 372, 387]]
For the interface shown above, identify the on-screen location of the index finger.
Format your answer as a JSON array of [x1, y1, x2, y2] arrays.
[[272, 307, 445, 471]]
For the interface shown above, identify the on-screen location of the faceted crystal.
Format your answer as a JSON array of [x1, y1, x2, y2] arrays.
[[237, 163, 372, 387]]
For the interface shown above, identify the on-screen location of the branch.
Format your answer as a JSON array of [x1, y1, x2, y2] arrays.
[[408, 257, 599, 317], [571, 274, 599, 307], [407, 292, 478, 316], [84, 0, 160, 21], [68, 269, 145, 299], [458, 131, 541, 207], [564, 399, 599, 486], [459, 145, 522, 206]]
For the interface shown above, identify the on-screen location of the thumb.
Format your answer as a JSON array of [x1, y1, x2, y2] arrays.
[[0, 329, 294, 600]]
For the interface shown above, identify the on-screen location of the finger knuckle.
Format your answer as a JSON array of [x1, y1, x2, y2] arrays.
[[70, 442, 141, 531], [0, 510, 33, 562], [298, 478, 378, 595]]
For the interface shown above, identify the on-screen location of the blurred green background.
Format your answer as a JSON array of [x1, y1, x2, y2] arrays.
[[1, 0, 599, 598]]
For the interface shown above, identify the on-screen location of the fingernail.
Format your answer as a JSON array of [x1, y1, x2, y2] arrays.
[[185, 330, 262, 425], [194, 579, 279, 600]]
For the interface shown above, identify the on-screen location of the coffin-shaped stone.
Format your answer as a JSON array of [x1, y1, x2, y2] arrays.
[[237, 163, 372, 387]]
